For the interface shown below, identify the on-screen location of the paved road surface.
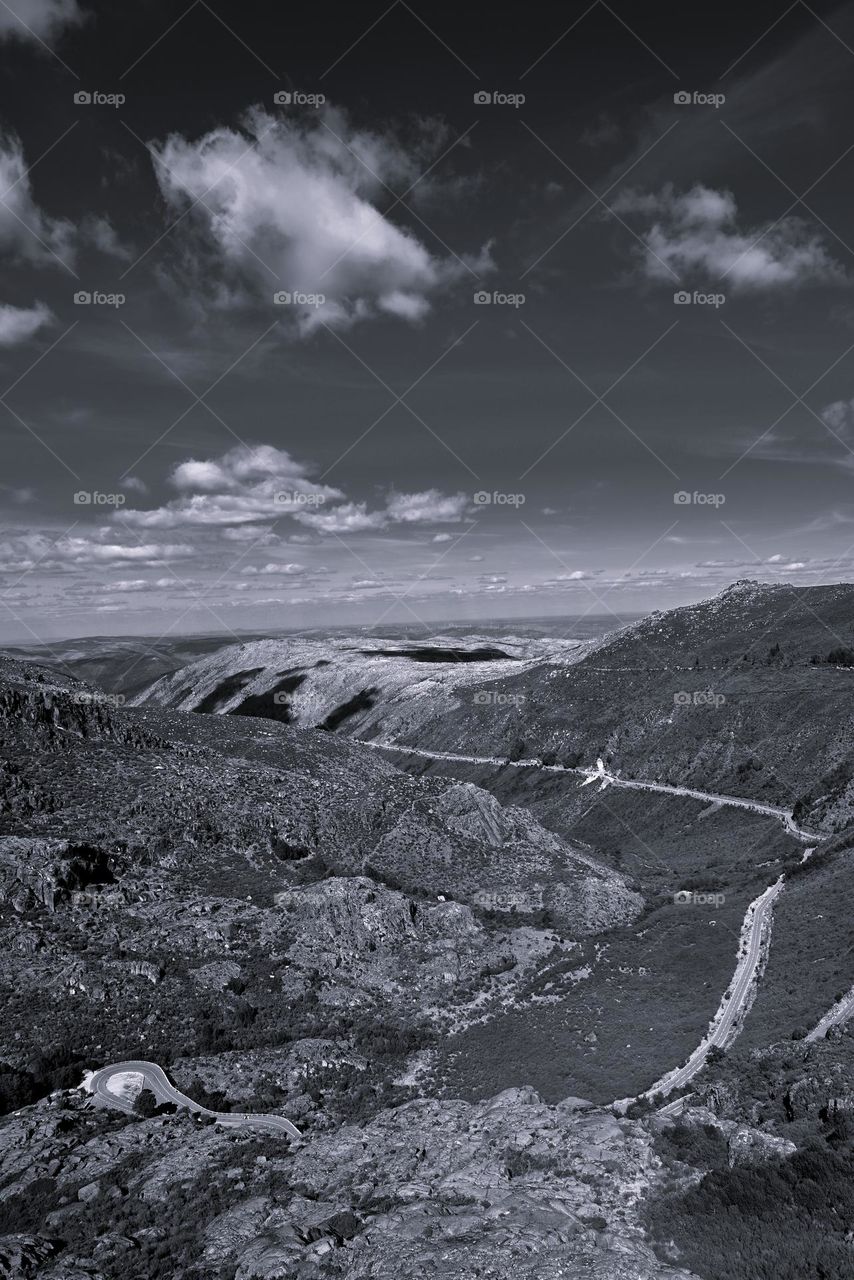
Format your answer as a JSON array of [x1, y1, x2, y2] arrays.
[[87, 1060, 301, 1138], [357, 739, 812, 1109], [807, 985, 854, 1042], [639, 877, 784, 1102], [359, 741, 820, 843]]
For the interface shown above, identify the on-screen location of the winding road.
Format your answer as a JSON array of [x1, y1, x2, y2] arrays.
[[359, 737, 828, 1106], [626, 876, 785, 1108], [807, 985, 854, 1042], [84, 747, 826, 1128], [86, 1060, 301, 1138], [357, 741, 820, 843]]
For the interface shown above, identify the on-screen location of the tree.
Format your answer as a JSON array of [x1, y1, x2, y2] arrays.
[[133, 1088, 158, 1118]]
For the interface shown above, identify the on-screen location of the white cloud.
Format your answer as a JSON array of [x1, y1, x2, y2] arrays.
[[0, 133, 75, 267], [81, 214, 132, 261], [222, 523, 277, 543], [0, 531, 194, 572], [241, 562, 305, 576], [149, 106, 492, 332], [295, 500, 387, 534], [120, 445, 471, 551], [0, 0, 82, 41], [295, 488, 469, 534], [385, 489, 469, 524], [0, 300, 52, 345], [121, 444, 342, 529], [612, 184, 846, 290], [821, 398, 854, 438]]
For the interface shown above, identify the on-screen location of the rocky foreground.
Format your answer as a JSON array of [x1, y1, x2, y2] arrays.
[[1, 1080, 697, 1280]]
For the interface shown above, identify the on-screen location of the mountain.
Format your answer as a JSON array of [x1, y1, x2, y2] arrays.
[[132, 583, 854, 833], [4, 585, 854, 1280], [130, 633, 589, 736]]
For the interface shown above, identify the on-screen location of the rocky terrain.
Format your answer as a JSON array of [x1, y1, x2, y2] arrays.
[[4, 583, 854, 1279], [0, 1081, 701, 1280], [131, 632, 587, 740], [131, 583, 854, 834]]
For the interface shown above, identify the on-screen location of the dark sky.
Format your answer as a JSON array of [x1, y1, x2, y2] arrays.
[[2, 0, 854, 641]]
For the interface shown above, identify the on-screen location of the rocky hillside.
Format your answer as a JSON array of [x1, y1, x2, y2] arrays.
[[129, 584, 854, 832], [372, 582, 854, 832], [131, 633, 587, 738], [0, 654, 642, 1128], [0, 1082, 698, 1280]]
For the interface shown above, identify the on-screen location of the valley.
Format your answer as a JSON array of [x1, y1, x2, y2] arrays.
[[3, 582, 854, 1280]]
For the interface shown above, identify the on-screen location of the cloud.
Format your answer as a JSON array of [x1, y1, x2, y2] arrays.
[[241, 562, 305, 576], [0, 133, 75, 267], [821, 398, 854, 439], [149, 106, 492, 332], [0, 531, 194, 572], [222, 523, 277, 543], [294, 500, 386, 534], [120, 445, 471, 550], [612, 184, 846, 290], [0, 0, 82, 41], [0, 300, 52, 345], [80, 214, 132, 262], [295, 488, 469, 534], [121, 444, 342, 529], [385, 489, 469, 524]]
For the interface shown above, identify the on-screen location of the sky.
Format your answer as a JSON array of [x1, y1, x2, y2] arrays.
[[2, 0, 854, 642]]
